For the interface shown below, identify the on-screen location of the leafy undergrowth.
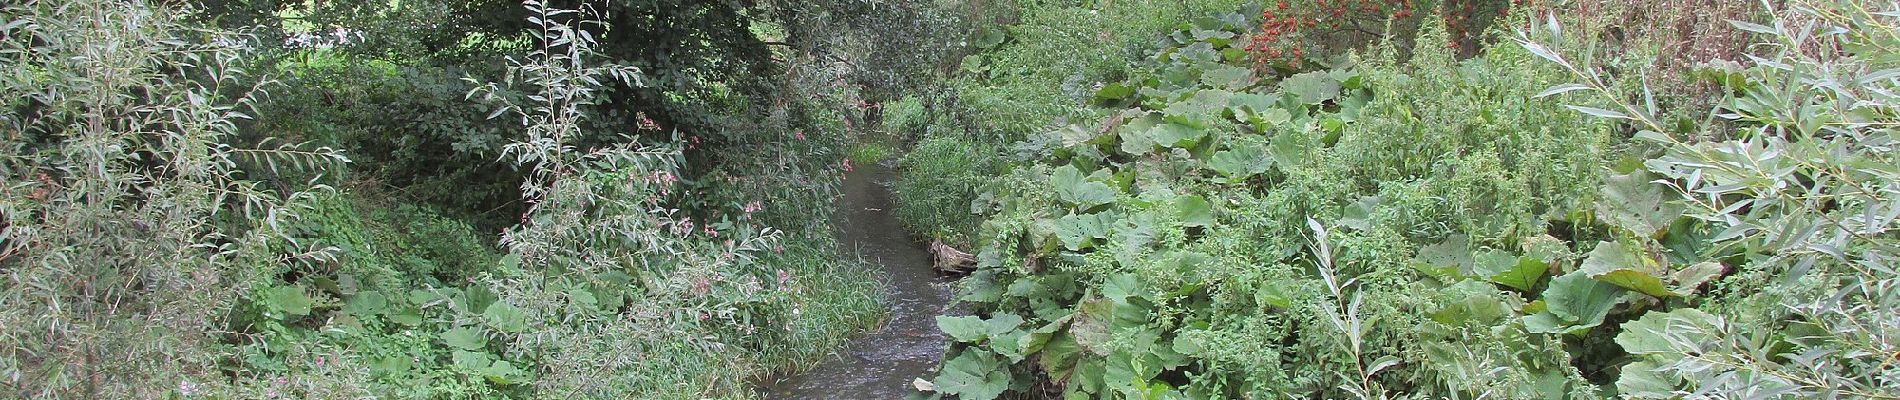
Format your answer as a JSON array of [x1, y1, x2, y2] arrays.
[[0, 1, 888, 398], [907, 1, 1900, 399]]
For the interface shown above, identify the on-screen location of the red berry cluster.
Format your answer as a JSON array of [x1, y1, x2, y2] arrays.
[[1245, 0, 1421, 70], [1245, 0, 1524, 70]]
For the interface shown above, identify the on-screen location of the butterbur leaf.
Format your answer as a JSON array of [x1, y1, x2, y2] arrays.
[[452, 350, 490, 370], [343, 290, 388, 317], [1673, 262, 1725, 293], [1054, 212, 1112, 251], [1052, 165, 1116, 209], [1488, 256, 1548, 292], [986, 313, 1025, 337], [1540, 270, 1625, 329], [974, 27, 1006, 48], [482, 360, 523, 385], [1616, 308, 1720, 355], [1337, 195, 1381, 230], [1094, 83, 1135, 103], [1616, 360, 1682, 399], [1596, 170, 1685, 237], [937, 316, 990, 343], [1580, 241, 1677, 297], [1595, 270, 1676, 298], [1174, 195, 1214, 227], [1018, 314, 1072, 356], [1207, 145, 1270, 179], [482, 302, 529, 333], [1039, 332, 1083, 379], [459, 285, 499, 314], [1103, 273, 1145, 302], [1149, 123, 1204, 148], [263, 286, 314, 317], [1470, 249, 1520, 278], [1279, 71, 1340, 105], [1268, 133, 1307, 167], [442, 327, 487, 350], [935, 349, 1010, 400], [1414, 237, 1473, 278], [1200, 65, 1253, 90]]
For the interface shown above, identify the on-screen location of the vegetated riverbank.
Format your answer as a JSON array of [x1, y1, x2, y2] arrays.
[[762, 163, 956, 399]]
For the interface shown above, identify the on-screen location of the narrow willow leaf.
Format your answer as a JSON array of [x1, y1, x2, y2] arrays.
[[1534, 83, 1591, 98], [1565, 105, 1631, 120], [1727, 20, 1777, 35]]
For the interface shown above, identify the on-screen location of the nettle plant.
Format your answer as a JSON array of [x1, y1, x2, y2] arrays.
[[1521, 0, 1900, 397]]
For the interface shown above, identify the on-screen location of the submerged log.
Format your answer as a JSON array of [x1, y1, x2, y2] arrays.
[[929, 239, 975, 273]]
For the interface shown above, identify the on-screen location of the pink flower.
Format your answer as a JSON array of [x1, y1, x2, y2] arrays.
[[794, 130, 806, 140], [178, 380, 199, 396]]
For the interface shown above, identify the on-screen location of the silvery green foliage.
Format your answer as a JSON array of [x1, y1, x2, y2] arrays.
[[1522, 1, 1900, 397], [466, 2, 788, 396], [0, 1, 343, 397]]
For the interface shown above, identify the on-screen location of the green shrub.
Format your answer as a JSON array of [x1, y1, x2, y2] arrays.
[[1521, 0, 1900, 396], [895, 136, 1005, 248]]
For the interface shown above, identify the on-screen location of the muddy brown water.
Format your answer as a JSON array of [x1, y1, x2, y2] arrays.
[[760, 163, 955, 399]]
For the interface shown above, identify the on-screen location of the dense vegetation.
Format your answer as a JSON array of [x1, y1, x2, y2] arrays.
[[3, 0, 1896, 399], [895, 0, 1900, 399], [0, 0, 957, 397]]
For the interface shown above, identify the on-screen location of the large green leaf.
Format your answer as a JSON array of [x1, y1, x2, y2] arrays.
[[1526, 270, 1626, 333], [935, 349, 1011, 400], [1470, 249, 1520, 278], [937, 315, 989, 343], [1595, 170, 1685, 237], [1103, 273, 1146, 302], [1413, 236, 1473, 279], [1487, 256, 1549, 292], [1116, 113, 1160, 155], [1094, 83, 1136, 104], [973, 26, 1006, 49], [1615, 308, 1720, 355], [262, 286, 313, 318], [1174, 195, 1214, 227], [1615, 360, 1682, 399], [481, 301, 529, 333], [1054, 212, 1113, 251], [1207, 144, 1271, 179], [1039, 331, 1083, 380], [343, 290, 388, 317], [1200, 65, 1254, 90], [986, 313, 1025, 337], [441, 327, 487, 350], [1580, 241, 1677, 297], [1052, 165, 1117, 209], [1149, 123, 1205, 148], [1279, 71, 1342, 105]]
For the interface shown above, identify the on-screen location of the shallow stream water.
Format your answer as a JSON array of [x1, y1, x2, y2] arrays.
[[760, 163, 954, 399]]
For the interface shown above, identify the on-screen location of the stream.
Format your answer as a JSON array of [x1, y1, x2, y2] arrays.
[[761, 163, 955, 399]]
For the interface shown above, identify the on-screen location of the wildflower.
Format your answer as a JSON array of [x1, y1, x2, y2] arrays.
[[178, 380, 200, 396], [794, 130, 806, 140]]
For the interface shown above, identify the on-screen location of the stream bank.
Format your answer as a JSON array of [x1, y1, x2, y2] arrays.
[[761, 163, 955, 399]]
